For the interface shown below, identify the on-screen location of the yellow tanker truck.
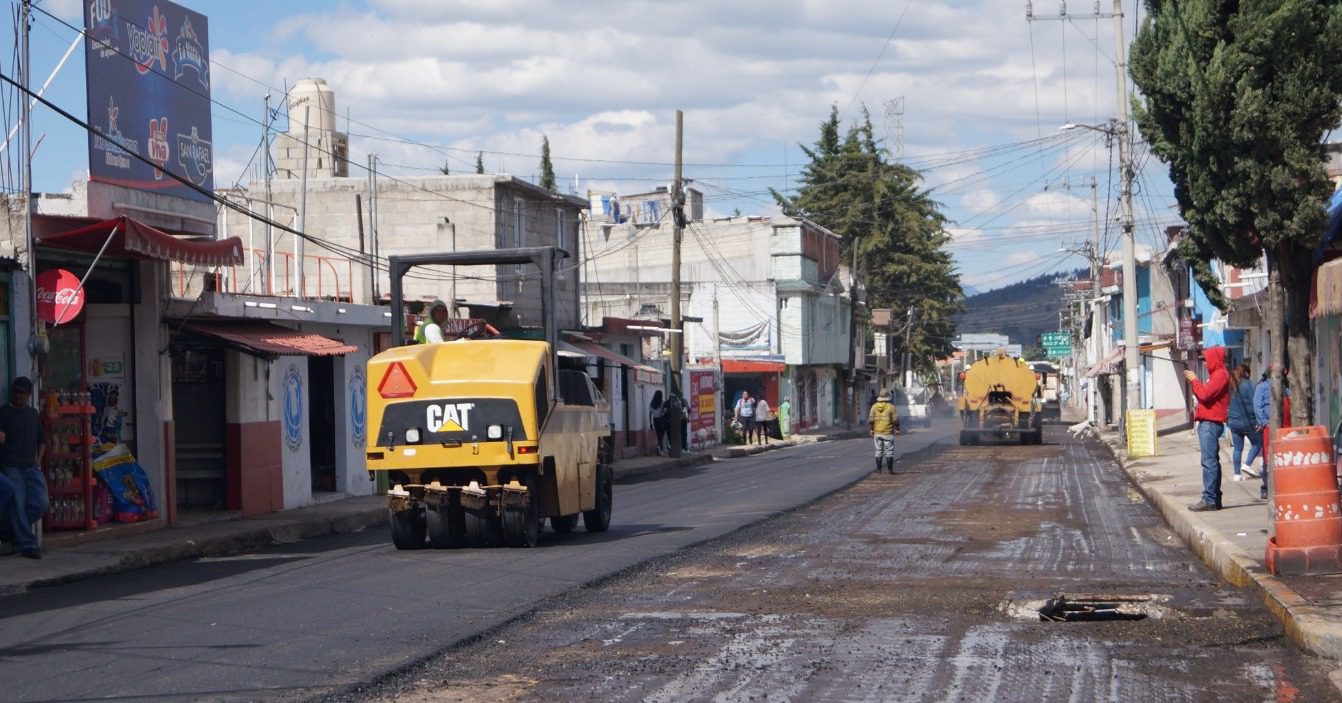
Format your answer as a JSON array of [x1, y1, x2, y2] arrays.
[[957, 350, 1043, 445], [365, 248, 613, 549]]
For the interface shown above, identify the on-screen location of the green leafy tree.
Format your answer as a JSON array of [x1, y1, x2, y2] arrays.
[[774, 106, 963, 378], [475, 152, 485, 174], [1130, 0, 1342, 423], [539, 135, 556, 191]]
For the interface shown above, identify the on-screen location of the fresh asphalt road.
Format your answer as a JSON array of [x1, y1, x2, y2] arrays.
[[0, 428, 946, 702]]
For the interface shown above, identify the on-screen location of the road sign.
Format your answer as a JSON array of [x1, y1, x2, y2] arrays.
[[1041, 332, 1071, 346]]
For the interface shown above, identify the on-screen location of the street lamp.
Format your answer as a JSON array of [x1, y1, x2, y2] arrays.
[[1061, 118, 1140, 414]]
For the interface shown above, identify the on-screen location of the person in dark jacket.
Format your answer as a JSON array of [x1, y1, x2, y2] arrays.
[[649, 390, 667, 455], [1183, 346, 1229, 511], [0, 377, 47, 559], [1226, 362, 1263, 485]]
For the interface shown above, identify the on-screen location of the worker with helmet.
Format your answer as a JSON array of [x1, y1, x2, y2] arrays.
[[414, 299, 451, 344]]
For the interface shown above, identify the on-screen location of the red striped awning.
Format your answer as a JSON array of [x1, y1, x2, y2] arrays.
[[181, 321, 357, 359], [37, 215, 243, 267]]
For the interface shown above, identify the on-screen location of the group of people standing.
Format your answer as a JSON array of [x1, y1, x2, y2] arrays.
[[1184, 346, 1291, 511], [731, 390, 788, 446]]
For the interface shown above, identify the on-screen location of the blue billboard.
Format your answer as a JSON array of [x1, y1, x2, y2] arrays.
[[84, 0, 213, 202]]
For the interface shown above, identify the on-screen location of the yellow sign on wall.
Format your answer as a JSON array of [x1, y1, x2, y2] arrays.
[[1126, 409, 1158, 458]]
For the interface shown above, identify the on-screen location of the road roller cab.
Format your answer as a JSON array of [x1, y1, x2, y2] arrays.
[[366, 247, 613, 549]]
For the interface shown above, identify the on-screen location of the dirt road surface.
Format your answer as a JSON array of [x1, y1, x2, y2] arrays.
[[343, 429, 1340, 702]]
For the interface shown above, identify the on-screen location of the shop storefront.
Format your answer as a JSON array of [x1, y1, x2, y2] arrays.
[[33, 214, 244, 530]]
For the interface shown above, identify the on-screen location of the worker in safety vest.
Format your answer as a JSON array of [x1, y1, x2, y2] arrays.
[[414, 299, 450, 344], [868, 390, 901, 474]]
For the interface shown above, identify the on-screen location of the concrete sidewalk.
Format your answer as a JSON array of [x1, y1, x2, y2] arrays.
[[1100, 424, 1342, 661], [0, 427, 860, 597]]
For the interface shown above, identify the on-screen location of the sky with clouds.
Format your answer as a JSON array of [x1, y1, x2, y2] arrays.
[[8, 0, 1182, 292]]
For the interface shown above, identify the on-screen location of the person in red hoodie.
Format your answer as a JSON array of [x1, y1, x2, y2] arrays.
[[1183, 346, 1230, 511]]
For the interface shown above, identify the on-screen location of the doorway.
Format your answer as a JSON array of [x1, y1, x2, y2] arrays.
[[309, 356, 337, 493], [171, 342, 226, 511]]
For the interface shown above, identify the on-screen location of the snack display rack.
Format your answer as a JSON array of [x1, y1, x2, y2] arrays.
[[43, 397, 98, 531]]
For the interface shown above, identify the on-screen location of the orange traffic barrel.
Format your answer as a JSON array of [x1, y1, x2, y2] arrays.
[[1266, 426, 1342, 575]]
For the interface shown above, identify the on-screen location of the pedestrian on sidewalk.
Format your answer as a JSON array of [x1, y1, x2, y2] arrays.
[[754, 396, 772, 445], [1255, 366, 1291, 500], [649, 390, 667, 455], [0, 377, 47, 559], [734, 390, 756, 445], [1227, 361, 1263, 485], [868, 390, 901, 474], [1183, 347, 1230, 512]]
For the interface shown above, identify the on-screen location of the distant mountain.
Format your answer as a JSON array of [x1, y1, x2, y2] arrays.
[[961, 284, 982, 297], [956, 271, 1083, 353]]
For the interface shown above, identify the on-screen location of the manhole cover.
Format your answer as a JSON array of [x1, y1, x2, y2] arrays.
[[999, 593, 1169, 622], [1038, 595, 1148, 622]]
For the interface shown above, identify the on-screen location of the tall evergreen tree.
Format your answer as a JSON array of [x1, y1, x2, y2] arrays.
[[475, 152, 485, 174], [1130, 0, 1342, 423], [439, 159, 450, 175], [539, 135, 556, 191], [774, 107, 963, 377]]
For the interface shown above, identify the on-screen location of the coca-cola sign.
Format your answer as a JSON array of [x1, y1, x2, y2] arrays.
[[36, 269, 85, 324]]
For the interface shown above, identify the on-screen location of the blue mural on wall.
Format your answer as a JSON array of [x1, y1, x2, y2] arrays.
[[349, 365, 366, 449], [282, 365, 304, 452]]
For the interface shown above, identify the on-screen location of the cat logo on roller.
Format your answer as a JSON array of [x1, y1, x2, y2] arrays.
[[366, 247, 614, 551], [425, 403, 474, 433]]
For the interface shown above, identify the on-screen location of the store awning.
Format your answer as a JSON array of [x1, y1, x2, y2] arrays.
[[1314, 257, 1342, 318], [722, 359, 786, 374], [565, 341, 663, 384], [37, 215, 243, 267], [180, 320, 358, 359], [1085, 346, 1124, 378]]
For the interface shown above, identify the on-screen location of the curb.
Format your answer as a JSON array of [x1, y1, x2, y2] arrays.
[[1106, 435, 1342, 660], [0, 506, 388, 597], [724, 430, 868, 458]]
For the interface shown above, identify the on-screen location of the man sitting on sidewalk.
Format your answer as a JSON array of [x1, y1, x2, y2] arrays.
[[0, 377, 47, 558], [1182, 347, 1230, 512]]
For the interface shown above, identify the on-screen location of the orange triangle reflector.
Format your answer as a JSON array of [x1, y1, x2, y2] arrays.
[[378, 361, 417, 399]]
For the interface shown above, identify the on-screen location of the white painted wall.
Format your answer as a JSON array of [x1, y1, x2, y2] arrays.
[[132, 263, 168, 510], [274, 356, 311, 510]]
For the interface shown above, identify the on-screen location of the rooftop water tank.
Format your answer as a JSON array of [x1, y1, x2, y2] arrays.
[[288, 78, 337, 135]]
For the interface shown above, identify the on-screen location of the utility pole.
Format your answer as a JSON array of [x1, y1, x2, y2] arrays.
[[1113, 0, 1140, 416], [903, 307, 914, 389], [712, 286, 720, 365], [296, 105, 310, 299], [667, 110, 685, 458], [1028, 0, 1141, 418], [263, 93, 273, 295], [367, 153, 380, 302]]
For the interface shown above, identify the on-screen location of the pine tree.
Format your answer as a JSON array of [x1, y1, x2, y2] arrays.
[[1130, 0, 1342, 423], [774, 106, 963, 375], [439, 159, 450, 175], [539, 135, 556, 191], [475, 152, 485, 174]]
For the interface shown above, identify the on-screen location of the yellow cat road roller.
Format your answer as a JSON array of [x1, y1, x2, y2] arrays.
[[957, 349, 1043, 446], [366, 248, 613, 549]]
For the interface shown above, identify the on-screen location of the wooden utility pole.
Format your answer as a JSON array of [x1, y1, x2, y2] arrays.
[[263, 93, 273, 295], [668, 110, 685, 457]]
